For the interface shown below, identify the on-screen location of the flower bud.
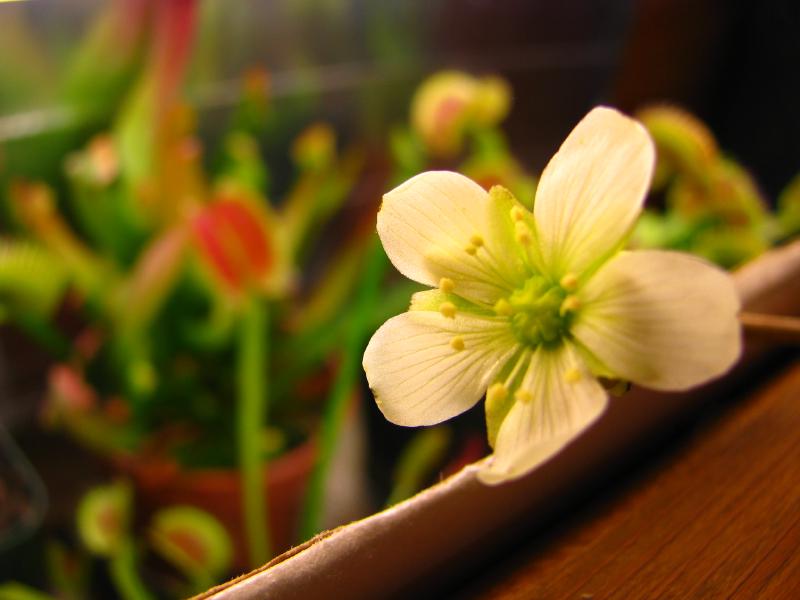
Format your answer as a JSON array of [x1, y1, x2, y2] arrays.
[[411, 71, 512, 159], [411, 71, 479, 158]]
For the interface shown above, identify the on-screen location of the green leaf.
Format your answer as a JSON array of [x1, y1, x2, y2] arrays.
[[0, 239, 67, 318]]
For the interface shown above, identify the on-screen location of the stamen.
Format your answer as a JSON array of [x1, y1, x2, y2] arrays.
[[486, 382, 508, 406], [450, 336, 465, 351], [439, 277, 455, 293], [506, 275, 571, 347], [514, 389, 533, 403], [510, 206, 525, 222], [515, 221, 531, 245], [560, 273, 578, 291], [559, 295, 581, 316], [490, 185, 515, 204], [470, 234, 484, 248], [465, 244, 478, 256], [493, 298, 513, 316], [564, 367, 582, 383], [439, 302, 456, 319]]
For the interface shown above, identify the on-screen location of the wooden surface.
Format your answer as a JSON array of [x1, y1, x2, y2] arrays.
[[457, 358, 800, 599]]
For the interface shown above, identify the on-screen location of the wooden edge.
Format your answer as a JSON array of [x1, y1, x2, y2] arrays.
[[740, 311, 800, 343], [202, 239, 800, 600]]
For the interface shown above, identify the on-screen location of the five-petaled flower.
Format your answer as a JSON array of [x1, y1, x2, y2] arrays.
[[363, 107, 742, 485]]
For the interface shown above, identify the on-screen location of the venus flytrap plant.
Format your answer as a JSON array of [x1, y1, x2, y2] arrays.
[[74, 482, 232, 599], [188, 195, 285, 566], [0, 241, 63, 313], [632, 105, 778, 269], [2, 1, 425, 586], [9, 181, 116, 307], [635, 105, 718, 190], [76, 482, 153, 600], [45, 541, 90, 600], [363, 107, 742, 484], [148, 506, 233, 595]]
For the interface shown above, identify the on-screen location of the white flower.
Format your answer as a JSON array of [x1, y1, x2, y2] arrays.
[[363, 107, 741, 484]]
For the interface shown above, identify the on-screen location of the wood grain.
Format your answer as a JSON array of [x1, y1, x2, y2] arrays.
[[460, 360, 800, 600]]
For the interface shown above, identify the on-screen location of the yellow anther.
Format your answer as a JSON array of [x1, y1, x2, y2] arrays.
[[510, 206, 525, 222], [515, 221, 531, 245], [514, 389, 533, 403], [559, 295, 581, 316], [439, 302, 456, 319], [564, 367, 582, 383], [465, 244, 477, 256], [450, 336, 465, 351], [493, 298, 513, 316], [439, 277, 455, 293], [490, 185, 515, 204], [486, 382, 508, 406], [470, 234, 484, 247], [560, 273, 578, 291]]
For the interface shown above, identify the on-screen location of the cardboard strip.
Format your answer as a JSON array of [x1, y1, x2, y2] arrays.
[[199, 240, 800, 600]]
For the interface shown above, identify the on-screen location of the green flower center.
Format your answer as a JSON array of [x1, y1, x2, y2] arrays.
[[501, 276, 576, 347]]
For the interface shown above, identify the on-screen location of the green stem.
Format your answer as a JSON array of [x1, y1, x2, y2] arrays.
[[385, 426, 452, 508], [237, 298, 271, 566], [108, 540, 153, 600], [299, 236, 387, 540]]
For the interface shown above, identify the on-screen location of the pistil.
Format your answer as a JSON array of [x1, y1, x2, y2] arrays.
[[500, 275, 579, 347]]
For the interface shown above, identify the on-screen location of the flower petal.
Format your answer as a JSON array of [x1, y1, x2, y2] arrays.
[[534, 106, 655, 278], [363, 310, 518, 426], [572, 249, 742, 391], [478, 342, 608, 484], [377, 171, 527, 305]]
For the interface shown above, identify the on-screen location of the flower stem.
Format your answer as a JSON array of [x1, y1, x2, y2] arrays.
[[299, 236, 387, 540], [237, 298, 271, 566], [108, 540, 153, 600]]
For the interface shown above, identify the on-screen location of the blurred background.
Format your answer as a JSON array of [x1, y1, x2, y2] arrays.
[[0, 0, 798, 597]]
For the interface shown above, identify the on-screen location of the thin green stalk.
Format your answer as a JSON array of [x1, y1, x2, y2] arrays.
[[385, 427, 452, 508], [108, 540, 153, 600], [237, 298, 271, 566], [299, 236, 387, 540]]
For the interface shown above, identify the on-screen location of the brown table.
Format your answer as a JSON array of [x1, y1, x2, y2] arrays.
[[456, 359, 800, 599]]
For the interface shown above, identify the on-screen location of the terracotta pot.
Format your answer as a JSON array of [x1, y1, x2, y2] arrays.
[[110, 393, 371, 571], [112, 440, 316, 570]]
